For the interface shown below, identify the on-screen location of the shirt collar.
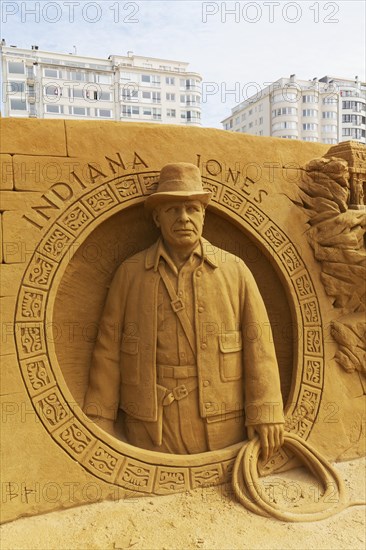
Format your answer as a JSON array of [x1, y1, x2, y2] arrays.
[[145, 237, 218, 271]]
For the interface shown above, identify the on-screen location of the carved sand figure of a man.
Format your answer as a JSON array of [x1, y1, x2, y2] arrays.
[[84, 163, 284, 459]]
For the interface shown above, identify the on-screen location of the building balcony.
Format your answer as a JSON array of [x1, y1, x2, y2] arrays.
[[184, 85, 201, 92]]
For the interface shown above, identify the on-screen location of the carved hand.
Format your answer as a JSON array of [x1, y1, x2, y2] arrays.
[[247, 423, 284, 462]]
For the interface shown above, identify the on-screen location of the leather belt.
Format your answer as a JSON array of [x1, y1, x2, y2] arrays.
[[157, 365, 197, 379], [162, 379, 198, 406]]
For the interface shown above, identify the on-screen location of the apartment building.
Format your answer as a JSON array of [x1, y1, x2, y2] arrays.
[[0, 43, 202, 125], [222, 75, 366, 144]]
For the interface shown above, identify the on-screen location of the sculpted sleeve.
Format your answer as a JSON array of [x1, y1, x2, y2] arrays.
[[241, 266, 284, 426], [83, 263, 128, 421]]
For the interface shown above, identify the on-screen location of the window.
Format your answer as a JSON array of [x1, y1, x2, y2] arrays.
[[120, 72, 132, 81], [342, 100, 363, 112], [272, 107, 297, 117], [26, 65, 34, 78], [248, 109, 253, 116], [93, 74, 112, 84], [181, 94, 200, 105], [258, 104, 263, 112], [323, 96, 338, 104], [322, 125, 337, 133], [120, 72, 137, 82], [344, 100, 361, 111], [184, 79, 197, 89], [166, 93, 175, 101], [122, 88, 138, 101], [249, 122, 253, 128], [241, 125, 247, 132], [323, 138, 337, 144], [323, 111, 337, 119], [96, 109, 112, 118], [166, 109, 176, 117], [141, 74, 151, 83], [44, 84, 62, 97], [8, 61, 25, 74], [98, 91, 111, 101], [121, 106, 140, 117], [143, 108, 152, 116], [302, 123, 318, 130], [302, 109, 318, 117], [73, 107, 86, 116], [166, 77, 175, 85], [152, 108, 161, 119], [273, 121, 297, 130], [142, 91, 151, 100], [186, 78, 197, 90], [259, 117, 263, 125], [45, 104, 63, 114], [303, 137, 318, 142], [342, 128, 363, 139], [69, 71, 88, 82], [81, 87, 112, 101], [241, 113, 246, 121], [342, 114, 363, 125], [151, 76, 161, 86], [303, 95, 318, 103], [9, 81, 25, 93], [272, 92, 298, 103], [71, 88, 84, 99], [69, 106, 90, 116], [341, 90, 359, 97], [235, 116, 240, 125], [152, 92, 161, 103], [259, 130, 263, 135], [10, 98, 27, 110], [44, 68, 59, 78], [186, 110, 200, 121]]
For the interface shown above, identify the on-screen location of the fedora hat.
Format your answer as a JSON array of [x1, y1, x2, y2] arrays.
[[145, 162, 211, 210]]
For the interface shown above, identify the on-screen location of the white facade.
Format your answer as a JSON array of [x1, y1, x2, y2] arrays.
[[222, 75, 366, 145], [0, 45, 202, 125]]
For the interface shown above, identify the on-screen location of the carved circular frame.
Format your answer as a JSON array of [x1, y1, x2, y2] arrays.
[[15, 170, 324, 495]]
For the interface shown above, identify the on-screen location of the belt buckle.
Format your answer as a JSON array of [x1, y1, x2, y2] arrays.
[[171, 299, 184, 312], [173, 384, 188, 400]]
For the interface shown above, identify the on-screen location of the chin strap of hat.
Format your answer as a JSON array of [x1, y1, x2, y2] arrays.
[[232, 432, 365, 522]]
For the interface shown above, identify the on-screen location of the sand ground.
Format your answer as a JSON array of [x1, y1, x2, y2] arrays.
[[1, 458, 365, 550]]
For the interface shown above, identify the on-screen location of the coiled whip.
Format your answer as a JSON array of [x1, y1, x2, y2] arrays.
[[232, 433, 365, 522]]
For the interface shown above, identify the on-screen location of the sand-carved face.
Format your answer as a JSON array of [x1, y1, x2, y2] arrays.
[[152, 200, 205, 251]]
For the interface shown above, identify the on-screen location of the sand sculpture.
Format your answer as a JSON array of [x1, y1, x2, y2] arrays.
[[0, 119, 364, 523], [83, 162, 284, 457]]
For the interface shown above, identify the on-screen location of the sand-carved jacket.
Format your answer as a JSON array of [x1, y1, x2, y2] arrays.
[[83, 238, 284, 430]]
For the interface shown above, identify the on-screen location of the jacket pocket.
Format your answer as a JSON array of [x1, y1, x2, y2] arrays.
[[120, 335, 140, 385], [219, 332, 243, 382]]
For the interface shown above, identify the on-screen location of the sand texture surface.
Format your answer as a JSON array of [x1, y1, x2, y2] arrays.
[[1, 458, 365, 550]]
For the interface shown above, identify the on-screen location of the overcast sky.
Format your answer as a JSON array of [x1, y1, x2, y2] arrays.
[[1, 0, 365, 127]]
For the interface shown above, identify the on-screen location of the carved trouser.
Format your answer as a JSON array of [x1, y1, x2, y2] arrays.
[[123, 367, 245, 454]]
